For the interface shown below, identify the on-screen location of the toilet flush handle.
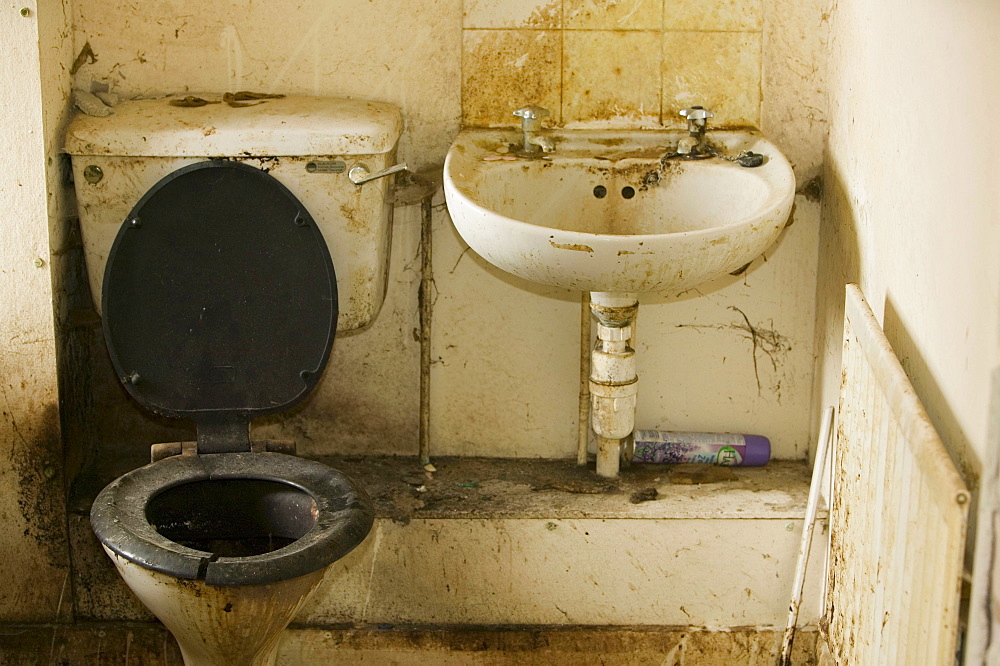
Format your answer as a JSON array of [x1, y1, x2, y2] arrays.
[[349, 162, 408, 185]]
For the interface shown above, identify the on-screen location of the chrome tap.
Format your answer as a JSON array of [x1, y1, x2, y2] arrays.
[[659, 106, 766, 168], [513, 104, 554, 156], [659, 106, 716, 166], [677, 106, 714, 156]]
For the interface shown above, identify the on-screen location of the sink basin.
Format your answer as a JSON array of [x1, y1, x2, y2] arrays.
[[443, 130, 796, 294]]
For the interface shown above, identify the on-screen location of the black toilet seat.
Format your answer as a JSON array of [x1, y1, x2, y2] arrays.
[[102, 160, 338, 452], [91, 452, 374, 586]]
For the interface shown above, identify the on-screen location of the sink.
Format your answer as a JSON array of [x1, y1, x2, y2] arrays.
[[443, 129, 795, 294], [443, 127, 796, 478]]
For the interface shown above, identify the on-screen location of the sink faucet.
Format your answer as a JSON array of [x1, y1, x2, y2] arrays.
[[677, 106, 714, 156], [513, 104, 554, 156], [660, 107, 765, 168]]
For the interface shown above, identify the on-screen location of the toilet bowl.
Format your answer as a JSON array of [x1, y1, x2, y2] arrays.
[[66, 96, 403, 665], [93, 452, 371, 665]]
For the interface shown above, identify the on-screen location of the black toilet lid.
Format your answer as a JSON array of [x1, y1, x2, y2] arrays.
[[102, 160, 337, 422]]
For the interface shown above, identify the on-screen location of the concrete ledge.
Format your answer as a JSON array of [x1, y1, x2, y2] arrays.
[[68, 457, 825, 627], [300, 516, 825, 627]]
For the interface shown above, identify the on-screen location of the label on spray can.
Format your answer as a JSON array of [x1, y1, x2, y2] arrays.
[[631, 430, 770, 466]]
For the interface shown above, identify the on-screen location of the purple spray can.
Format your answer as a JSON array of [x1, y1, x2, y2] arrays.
[[628, 430, 770, 466]]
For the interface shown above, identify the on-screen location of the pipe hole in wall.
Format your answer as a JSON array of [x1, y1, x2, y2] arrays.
[[621, 186, 636, 199], [593, 185, 607, 199]]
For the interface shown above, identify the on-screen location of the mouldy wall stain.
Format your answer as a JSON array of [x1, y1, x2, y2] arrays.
[[4, 403, 66, 567], [0, 245, 72, 619], [0, 1, 74, 622]]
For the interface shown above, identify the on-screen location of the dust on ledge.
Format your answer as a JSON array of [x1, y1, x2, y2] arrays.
[[317, 455, 815, 524]]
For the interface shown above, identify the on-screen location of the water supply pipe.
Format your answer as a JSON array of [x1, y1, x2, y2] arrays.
[[390, 170, 440, 465], [778, 406, 835, 665], [578, 292, 592, 466]]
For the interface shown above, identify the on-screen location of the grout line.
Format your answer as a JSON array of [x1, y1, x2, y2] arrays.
[[460, 27, 760, 33], [659, 0, 666, 125], [558, 0, 564, 125]]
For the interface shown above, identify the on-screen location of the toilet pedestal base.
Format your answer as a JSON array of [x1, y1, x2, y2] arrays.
[[105, 547, 326, 666]]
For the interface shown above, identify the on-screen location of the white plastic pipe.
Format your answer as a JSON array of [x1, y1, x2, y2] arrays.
[[588, 292, 639, 477], [778, 406, 835, 666]]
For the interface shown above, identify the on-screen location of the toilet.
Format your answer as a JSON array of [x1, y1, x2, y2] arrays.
[[65, 96, 403, 665]]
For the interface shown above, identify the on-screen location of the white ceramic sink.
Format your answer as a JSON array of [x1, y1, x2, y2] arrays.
[[443, 130, 795, 294]]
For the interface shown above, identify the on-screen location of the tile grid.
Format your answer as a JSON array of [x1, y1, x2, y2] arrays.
[[461, 0, 763, 129]]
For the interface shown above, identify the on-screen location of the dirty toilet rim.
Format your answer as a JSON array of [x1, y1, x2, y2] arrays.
[[91, 451, 374, 587]]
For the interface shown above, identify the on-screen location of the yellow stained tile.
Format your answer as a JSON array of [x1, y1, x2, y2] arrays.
[[664, 0, 763, 31], [662, 31, 761, 127], [564, 0, 662, 30], [462, 29, 562, 127], [563, 31, 661, 124], [463, 0, 562, 28]]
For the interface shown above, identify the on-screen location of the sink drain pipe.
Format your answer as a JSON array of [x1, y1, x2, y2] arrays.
[[590, 292, 639, 477]]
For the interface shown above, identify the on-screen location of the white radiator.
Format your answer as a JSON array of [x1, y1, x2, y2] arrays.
[[823, 284, 970, 665]]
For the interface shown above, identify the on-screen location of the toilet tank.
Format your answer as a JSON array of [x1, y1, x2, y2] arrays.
[[65, 95, 403, 331]]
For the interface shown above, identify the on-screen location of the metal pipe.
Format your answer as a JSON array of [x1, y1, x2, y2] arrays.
[[418, 196, 433, 465], [779, 406, 835, 665], [389, 170, 439, 466], [578, 292, 591, 466]]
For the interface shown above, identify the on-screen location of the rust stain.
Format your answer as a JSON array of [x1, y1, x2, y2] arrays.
[[463, 26, 561, 126], [524, 1, 560, 27], [550, 241, 594, 253], [341, 199, 370, 235], [589, 137, 629, 147]]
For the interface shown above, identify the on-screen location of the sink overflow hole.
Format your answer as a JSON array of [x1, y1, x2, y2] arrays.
[[621, 186, 636, 199], [593, 185, 607, 199]]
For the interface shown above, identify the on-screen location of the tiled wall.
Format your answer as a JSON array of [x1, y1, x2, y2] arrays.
[[67, 0, 828, 461], [462, 0, 764, 129]]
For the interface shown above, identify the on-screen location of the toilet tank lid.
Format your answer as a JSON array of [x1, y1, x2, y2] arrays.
[[65, 95, 403, 157]]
